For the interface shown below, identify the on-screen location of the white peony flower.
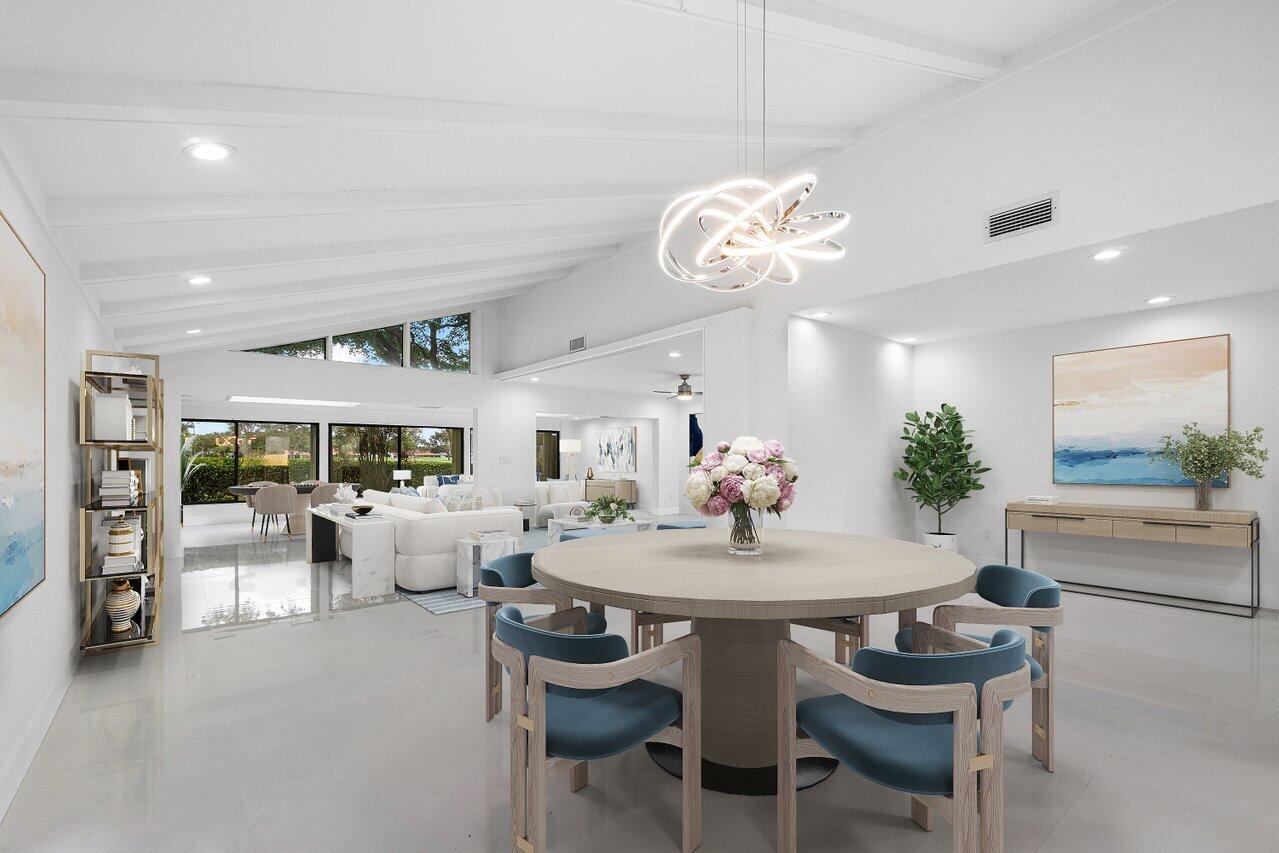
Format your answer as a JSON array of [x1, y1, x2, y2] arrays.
[[781, 460, 799, 481], [685, 472, 713, 506], [723, 453, 748, 473], [743, 476, 781, 509], [729, 435, 763, 456], [709, 465, 728, 482], [741, 462, 765, 481]]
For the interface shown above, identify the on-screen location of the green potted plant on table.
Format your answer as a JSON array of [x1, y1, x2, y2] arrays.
[[894, 403, 990, 552], [1150, 423, 1267, 511], [584, 494, 633, 525]]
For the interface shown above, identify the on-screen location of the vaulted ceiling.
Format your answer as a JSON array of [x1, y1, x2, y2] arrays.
[[0, 0, 1120, 354]]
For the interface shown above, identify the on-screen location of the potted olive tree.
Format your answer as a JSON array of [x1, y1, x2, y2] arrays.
[[894, 403, 990, 552], [1150, 423, 1267, 510]]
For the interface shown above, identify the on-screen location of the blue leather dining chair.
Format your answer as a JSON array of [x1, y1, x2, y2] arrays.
[[478, 552, 607, 722], [655, 521, 707, 530], [490, 605, 702, 852], [778, 624, 1031, 852], [913, 564, 1064, 772]]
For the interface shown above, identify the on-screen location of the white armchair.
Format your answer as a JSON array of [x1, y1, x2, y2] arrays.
[[532, 480, 589, 527]]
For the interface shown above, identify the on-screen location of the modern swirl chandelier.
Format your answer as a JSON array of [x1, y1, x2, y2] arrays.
[[657, 0, 848, 292]]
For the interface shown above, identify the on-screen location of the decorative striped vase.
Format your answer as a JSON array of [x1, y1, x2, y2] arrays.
[[107, 519, 135, 558], [105, 579, 141, 634]]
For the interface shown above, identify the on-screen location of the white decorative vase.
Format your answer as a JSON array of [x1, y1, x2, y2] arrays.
[[105, 579, 141, 634], [923, 532, 958, 552]]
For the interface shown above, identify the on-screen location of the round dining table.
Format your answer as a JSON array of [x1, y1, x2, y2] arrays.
[[532, 527, 977, 795]]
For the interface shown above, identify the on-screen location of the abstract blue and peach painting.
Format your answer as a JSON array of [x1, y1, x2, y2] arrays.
[[0, 212, 45, 618], [1053, 335, 1229, 485]]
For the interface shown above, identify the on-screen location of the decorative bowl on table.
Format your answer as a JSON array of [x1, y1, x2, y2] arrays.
[[351, 504, 374, 516]]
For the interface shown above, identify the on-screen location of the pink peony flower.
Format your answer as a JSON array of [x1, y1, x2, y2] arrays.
[[701, 451, 724, 468], [766, 463, 786, 482], [747, 447, 769, 464], [764, 439, 785, 457], [716, 440, 731, 453], [776, 496, 793, 512], [704, 495, 730, 516], [779, 480, 796, 502], [718, 474, 745, 504]]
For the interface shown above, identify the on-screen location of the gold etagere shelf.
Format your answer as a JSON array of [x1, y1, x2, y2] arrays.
[[78, 350, 165, 653]]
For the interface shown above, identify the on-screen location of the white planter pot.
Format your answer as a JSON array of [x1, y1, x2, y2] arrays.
[[923, 532, 958, 552]]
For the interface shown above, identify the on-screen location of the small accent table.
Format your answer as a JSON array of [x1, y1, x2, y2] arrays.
[[547, 515, 654, 544], [456, 536, 518, 597], [512, 500, 536, 532], [307, 507, 396, 598]]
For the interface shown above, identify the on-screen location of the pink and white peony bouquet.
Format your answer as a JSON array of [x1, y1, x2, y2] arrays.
[[684, 436, 797, 554]]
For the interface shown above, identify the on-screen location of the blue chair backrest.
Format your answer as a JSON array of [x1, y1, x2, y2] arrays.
[[976, 564, 1061, 631], [656, 521, 707, 530], [560, 528, 620, 542], [494, 606, 630, 697], [481, 552, 534, 588], [852, 629, 1026, 722]]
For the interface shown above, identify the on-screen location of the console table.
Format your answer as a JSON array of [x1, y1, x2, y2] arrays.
[[1005, 501, 1259, 617]]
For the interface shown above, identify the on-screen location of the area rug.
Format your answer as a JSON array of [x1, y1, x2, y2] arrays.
[[400, 587, 487, 615]]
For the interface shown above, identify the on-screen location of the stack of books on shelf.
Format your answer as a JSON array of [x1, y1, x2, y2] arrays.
[[100, 469, 140, 506]]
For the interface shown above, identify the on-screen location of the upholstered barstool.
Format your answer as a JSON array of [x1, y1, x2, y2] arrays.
[[490, 605, 701, 852], [912, 564, 1064, 772], [478, 552, 607, 722], [778, 624, 1032, 852]]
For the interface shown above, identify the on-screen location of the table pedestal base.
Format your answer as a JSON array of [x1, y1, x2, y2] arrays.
[[645, 743, 837, 796]]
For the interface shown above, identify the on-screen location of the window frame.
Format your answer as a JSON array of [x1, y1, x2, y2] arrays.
[[327, 422, 466, 487], [179, 418, 319, 505], [243, 311, 475, 374]]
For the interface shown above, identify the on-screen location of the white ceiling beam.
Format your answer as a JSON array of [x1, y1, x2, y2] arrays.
[[0, 67, 856, 148], [79, 220, 650, 283], [609, 0, 1002, 80], [47, 184, 685, 228], [118, 275, 548, 350], [98, 248, 612, 321]]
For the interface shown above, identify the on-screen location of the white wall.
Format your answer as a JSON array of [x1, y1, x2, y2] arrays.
[[0, 141, 116, 818], [912, 290, 1279, 609], [786, 319, 915, 538], [560, 417, 657, 511]]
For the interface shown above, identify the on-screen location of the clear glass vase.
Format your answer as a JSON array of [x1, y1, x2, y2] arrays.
[[1194, 480, 1212, 511], [728, 504, 764, 556]]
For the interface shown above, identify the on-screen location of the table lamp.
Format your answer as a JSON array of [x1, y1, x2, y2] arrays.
[[559, 439, 582, 480], [393, 469, 412, 489]]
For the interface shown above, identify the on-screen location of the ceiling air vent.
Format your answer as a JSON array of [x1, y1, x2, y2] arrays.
[[985, 192, 1058, 242], [568, 335, 586, 353]]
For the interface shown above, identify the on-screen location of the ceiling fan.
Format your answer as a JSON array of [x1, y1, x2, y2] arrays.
[[653, 374, 702, 401]]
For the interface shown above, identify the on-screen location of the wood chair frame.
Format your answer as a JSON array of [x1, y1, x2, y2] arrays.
[[630, 610, 689, 652], [791, 615, 871, 664], [778, 623, 1030, 853], [491, 620, 702, 853], [480, 584, 573, 722], [932, 602, 1064, 772]]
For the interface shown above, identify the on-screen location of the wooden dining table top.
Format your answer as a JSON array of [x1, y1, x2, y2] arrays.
[[532, 528, 976, 620]]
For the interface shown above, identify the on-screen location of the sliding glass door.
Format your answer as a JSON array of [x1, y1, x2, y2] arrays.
[[329, 424, 465, 491], [180, 420, 318, 504], [535, 430, 560, 480]]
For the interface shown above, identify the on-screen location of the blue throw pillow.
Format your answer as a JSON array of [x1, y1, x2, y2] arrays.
[[437, 475, 460, 486]]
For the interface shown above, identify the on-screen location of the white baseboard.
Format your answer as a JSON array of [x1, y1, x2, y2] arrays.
[[0, 648, 78, 823]]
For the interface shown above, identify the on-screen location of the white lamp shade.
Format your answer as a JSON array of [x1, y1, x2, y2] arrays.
[[559, 439, 582, 454], [392, 469, 412, 480]]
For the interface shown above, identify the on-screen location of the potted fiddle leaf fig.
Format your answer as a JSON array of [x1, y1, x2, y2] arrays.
[[894, 403, 990, 552], [1150, 423, 1267, 511]]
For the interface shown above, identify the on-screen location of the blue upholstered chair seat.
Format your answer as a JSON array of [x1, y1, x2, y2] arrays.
[[559, 527, 624, 541], [895, 627, 1042, 681], [797, 695, 960, 796], [655, 521, 707, 530], [545, 679, 682, 760]]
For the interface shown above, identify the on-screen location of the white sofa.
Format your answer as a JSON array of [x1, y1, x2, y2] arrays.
[[532, 480, 590, 527], [341, 489, 522, 592], [416, 482, 504, 508]]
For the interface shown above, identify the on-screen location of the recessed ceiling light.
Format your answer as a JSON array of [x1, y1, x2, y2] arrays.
[[899, 337, 919, 343], [1092, 249, 1122, 261], [1145, 295, 1172, 305], [809, 311, 831, 319], [187, 275, 212, 285], [530, 376, 540, 382], [668, 351, 682, 358], [227, 395, 361, 407], [186, 328, 202, 335], [182, 141, 236, 161]]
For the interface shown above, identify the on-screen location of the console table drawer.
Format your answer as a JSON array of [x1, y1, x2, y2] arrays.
[[1175, 524, 1251, 548], [1113, 519, 1177, 542], [1057, 517, 1113, 537], [1007, 512, 1058, 533]]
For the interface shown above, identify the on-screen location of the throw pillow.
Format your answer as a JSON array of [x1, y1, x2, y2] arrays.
[[443, 496, 482, 512], [390, 487, 418, 496], [421, 498, 447, 515], [548, 481, 574, 504], [437, 474, 460, 486], [389, 493, 431, 513]]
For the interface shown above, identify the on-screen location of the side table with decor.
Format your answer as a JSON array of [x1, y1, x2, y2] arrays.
[[456, 534, 518, 596]]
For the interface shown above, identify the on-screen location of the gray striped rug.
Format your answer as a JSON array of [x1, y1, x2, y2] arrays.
[[401, 587, 487, 615]]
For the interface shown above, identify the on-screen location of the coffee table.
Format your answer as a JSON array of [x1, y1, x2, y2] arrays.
[[547, 514, 655, 544]]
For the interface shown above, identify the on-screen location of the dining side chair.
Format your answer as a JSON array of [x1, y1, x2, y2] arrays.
[[308, 482, 338, 507], [778, 623, 1031, 853], [253, 484, 299, 538], [478, 552, 607, 722], [790, 615, 870, 665], [909, 564, 1064, 772], [244, 480, 274, 529], [490, 605, 701, 852], [624, 522, 707, 653]]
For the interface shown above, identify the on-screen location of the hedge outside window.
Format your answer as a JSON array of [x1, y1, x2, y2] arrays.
[[329, 424, 464, 492], [247, 338, 325, 359], [332, 324, 404, 366], [180, 419, 318, 504], [410, 313, 471, 372]]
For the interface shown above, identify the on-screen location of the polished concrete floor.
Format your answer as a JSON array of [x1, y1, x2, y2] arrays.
[[2, 533, 1278, 851]]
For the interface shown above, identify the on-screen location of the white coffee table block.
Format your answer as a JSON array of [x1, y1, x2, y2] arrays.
[[456, 536, 518, 597], [547, 516, 654, 544]]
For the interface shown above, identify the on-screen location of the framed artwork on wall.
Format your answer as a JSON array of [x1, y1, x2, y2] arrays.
[[597, 426, 637, 473], [0, 211, 47, 619], [1052, 334, 1229, 485]]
